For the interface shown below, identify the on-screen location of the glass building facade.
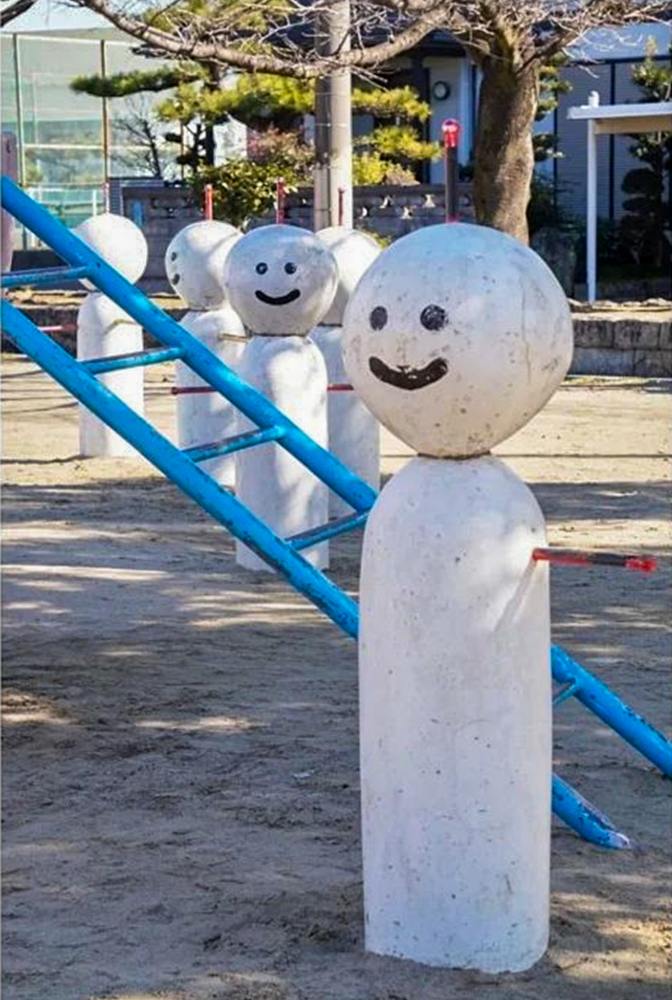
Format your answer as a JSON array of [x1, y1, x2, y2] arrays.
[[1, 31, 178, 242]]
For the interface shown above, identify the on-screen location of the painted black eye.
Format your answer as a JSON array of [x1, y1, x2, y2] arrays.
[[284, 262, 297, 274], [171, 273, 180, 285], [170, 251, 177, 261], [255, 262, 268, 275], [420, 304, 447, 330], [370, 306, 388, 331]]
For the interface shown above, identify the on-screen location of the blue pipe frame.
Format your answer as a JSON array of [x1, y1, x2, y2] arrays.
[[2, 175, 669, 849]]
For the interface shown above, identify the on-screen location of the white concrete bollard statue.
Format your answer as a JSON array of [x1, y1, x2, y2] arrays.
[[311, 227, 381, 517], [223, 224, 338, 571], [74, 213, 148, 457], [342, 223, 573, 973], [165, 221, 245, 488]]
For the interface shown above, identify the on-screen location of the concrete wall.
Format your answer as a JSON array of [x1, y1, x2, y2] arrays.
[[281, 183, 476, 238], [114, 182, 477, 292], [120, 184, 203, 294]]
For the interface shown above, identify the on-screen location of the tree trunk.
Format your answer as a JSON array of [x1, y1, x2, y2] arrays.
[[473, 57, 539, 244], [203, 62, 220, 168]]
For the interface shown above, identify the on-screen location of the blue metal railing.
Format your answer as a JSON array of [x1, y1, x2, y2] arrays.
[[2, 175, 669, 851]]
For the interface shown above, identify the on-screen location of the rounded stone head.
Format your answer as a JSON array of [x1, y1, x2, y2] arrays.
[[342, 223, 573, 458], [223, 224, 338, 336], [165, 220, 239, 309], [74, 213, 148, 286], [316, 227, 380, 325]]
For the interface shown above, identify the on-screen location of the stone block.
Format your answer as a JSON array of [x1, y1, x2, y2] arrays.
[[634, 349, 672, 378], [570, 347, 635, 376], [658, 321, 672, 349], [572, 318, 615, 349], [613, 320, 662, 350]]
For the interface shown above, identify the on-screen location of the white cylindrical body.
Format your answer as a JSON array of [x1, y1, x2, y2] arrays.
[[359, 454, 552, 973], [236, 336, 329, 571], [311, 323, 379, 517], [77, 292, 144, 457], [175, 306, 246, 487]]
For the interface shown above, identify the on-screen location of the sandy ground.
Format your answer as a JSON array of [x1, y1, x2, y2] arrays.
[[2, 355, 671, 1000]]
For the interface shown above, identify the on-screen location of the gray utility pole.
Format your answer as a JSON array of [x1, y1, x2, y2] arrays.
[[313, 0, 353, 230]]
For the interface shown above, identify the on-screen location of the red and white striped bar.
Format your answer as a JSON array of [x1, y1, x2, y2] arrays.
[[532, 547, 657, 573], [172, 383, 354, 395], [171, 385, 215, 395]]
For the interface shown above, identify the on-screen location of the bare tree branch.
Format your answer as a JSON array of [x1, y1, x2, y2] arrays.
[[0, 0, 37, 26], [69, 0, 670, 78]]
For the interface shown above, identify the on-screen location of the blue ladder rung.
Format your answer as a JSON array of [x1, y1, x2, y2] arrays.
[[183, 425, 286, 463], [551, 773, 630, 849], [287, 510, 369, 551], [553, 680, 581, 707], [1, 264, 91, 289], [82, 346, 185, 375]]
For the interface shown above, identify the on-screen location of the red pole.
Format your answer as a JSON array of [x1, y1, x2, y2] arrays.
[[276, 177, 286, 223], [532, 548, 657, 573], [171, 386, 216, 395], [204, 184, 214, 221], [441, 119, 461, 223]]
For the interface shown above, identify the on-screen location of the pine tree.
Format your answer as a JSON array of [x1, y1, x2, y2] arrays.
[[620, 42, 671, 272], [71, 68, 440, 226]]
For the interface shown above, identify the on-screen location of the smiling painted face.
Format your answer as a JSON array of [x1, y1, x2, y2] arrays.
[[342, 223, 574, 457], [223, 224, 338, 335]]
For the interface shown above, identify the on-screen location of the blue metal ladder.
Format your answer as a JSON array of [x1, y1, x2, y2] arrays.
[[2, 176, 669, 849]]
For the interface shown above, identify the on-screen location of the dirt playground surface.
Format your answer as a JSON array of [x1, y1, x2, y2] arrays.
[[2, 355, 671, 1000]]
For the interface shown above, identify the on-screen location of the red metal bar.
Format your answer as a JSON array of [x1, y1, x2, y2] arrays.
[[173, 384, 353, 395], [276, 177, 286, 223], [338, 187, 345, 227], [204, 184, 214, 221], [532, 548, 657, 573], [171, 385, 215, 395], [442, 119, 461, 223]]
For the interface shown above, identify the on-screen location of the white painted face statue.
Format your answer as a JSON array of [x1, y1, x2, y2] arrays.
[[316, 227, 381, 325], [223, 224, 338, 336], [342, 223, 574, 458], [74, 213, 148, 286], [165, 220, 239, 309]]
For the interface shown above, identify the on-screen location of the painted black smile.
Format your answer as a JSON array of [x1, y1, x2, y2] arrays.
[[369, 356, 448, 390], [255, 288, 301, 306]]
